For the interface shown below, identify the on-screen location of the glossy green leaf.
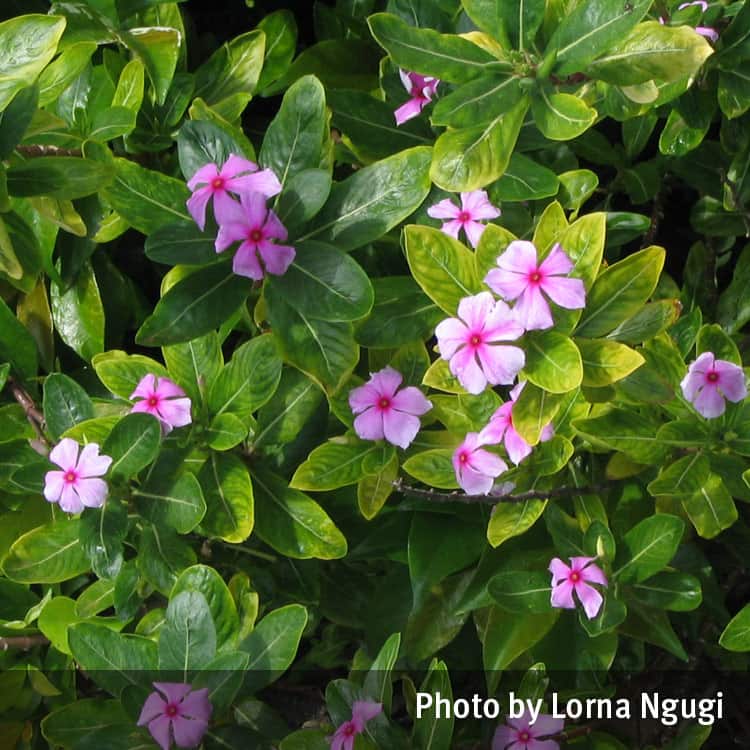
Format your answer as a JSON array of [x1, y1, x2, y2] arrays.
[[0, 298, 37, 378], [524, 331, 583, 393], [256, 9, 298, 92], [178, 119, 252, 184], [275, 169, 332, 230], [43, 373, 94, 441], [159, 590, 217, 674], [431, 74, 525, 129], [103, 413, 161, 481], [402, 448, 458, 489], [532, 89, 597, 141], [719, 604, 750, 652], [493, 153, 559, 202], [488, 571, 552, 614], [487, 499, 547, 547], [7, 157, 113, 200], [134, 472, 206, 535], [614, 514, 684, 583], [92, 350, 169, 399], [630, 572, 702, 612], [80, 498, 127, 580], [576, 338, 645, 387], [162, 332, 223, 405]]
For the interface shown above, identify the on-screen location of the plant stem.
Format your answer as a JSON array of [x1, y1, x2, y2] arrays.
[[6, 377, 48, 448], [0, 635, 49, 651]]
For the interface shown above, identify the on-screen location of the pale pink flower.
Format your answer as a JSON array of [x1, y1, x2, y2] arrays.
[[435, 292, 525, 395], [680, 351, 747, 418], [138, 682, 212, 750], [493, 709, 564, 750], [549, 556, 608, 620], [427, 190, 501, 248], [130, 374, 192, 433], [330, 700, 382, 750], [43, 438, 112, 514], [453, 432, 508, 495], [215, 191, 295, 281], [394, 70, 439, 125], [481, 382, 554, 465], [186, 154, 281, 231], [485, 241, 586, 330], [349, 367, 432, 449]]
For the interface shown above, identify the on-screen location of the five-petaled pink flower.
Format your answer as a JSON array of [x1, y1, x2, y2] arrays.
[[349, 367, 432, 449], [330, 700, 382, 750], [680, 352, 747, 418], [394, 69, 439, 125], [481, 382, 554, 465], [44, 438, 112, 514], [130, 374, 192, 434], [493, 709, 564, 750], [138, 682, 212, 750], [427, 190, 501, 248], [485, 241, 586, 331], [549, 556, 608, 620], [453, 432, 508, 495], [186, 154, 281, 231], [435, 292, 525, 395], [215, 191, 295, 280]]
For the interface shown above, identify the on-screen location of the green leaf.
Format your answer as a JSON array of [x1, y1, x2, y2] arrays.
[[0, 15, 66, 113], [207, 335, 282, 419], [37, 42, 95, 107], [402, 449, 458, 489], [162, 332, 223, 405], [145, 220, 218, 267], [492, 153, 559, 202], [0, 297, 37, 377], [103, 413, 161, 481], [41, 699, 134, 749], [3, 520, 89, 584], [102, 159, 190, 235], [719, 64, 750, 119], [719, 604, 750, 652], [298, 146, 432, 251], [356, 276, 442, 348], [0, 86, 38, 161], [252, 467, 347, 559], [405, 225, 481, 314], [206, 413, 248, 451], [178, 119, 252, 184], [532, 88, 597, 141], [80, 498, 127, 580], [487, 499, 547, 547], [681, 474, 738, 540], [576, 245, 665, 338], [576, 338, 644, 387], [573, 408, 668, 464], [430, 98, 528, 192], [265, 284, 359, 393], [197, 452, 254, 544], [586, 22, 713, 86], [488, 571, 552, 614], [631, 572, 702, 612], [511, 383, 565, 445], [7, 157, 113, 201], [363, 632, 401, 715], [136, 262, 249, 346], [159, 590, 217, 675], [546, 0, 652, 75], [194, 30, 265, 106], [358, 452, 399, 520], [620, 601, 688, 661], [112, 58, 145, 112], [172, 565, 240, 650], [238, 604, 308, 693], [614, 514, 684, 584], [122, 26, 180, 105], [138, 524, 196, 595], [524, 331, 583, 393], [606, 299, 681, 344], [50, 262, 104, 362], [68, 624, 157, 697], [696, 322, 742, 365], [558, 169, 599, 214], [275, 169, 332, 230], [256, 9, 298, 92], [92, 350, 169, 399], [413, 660, 454, 750], [267, 242, 373, 322], [259, 75, 327, 191], [43, 373, 94, 441], [368, 12, 504, 83], [134, 472, 206, 535], [431, 74, 525, 129]]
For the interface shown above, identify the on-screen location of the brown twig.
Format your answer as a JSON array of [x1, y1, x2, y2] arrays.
[[392, 478, 611, 505], [0, 635, 49, 651], [6, 376, 48, 447], [15, 145, 83, 158]]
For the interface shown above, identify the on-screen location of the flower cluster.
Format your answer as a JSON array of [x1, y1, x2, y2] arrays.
[[433, 240, 584, 493], [186, 154, 293, 281]]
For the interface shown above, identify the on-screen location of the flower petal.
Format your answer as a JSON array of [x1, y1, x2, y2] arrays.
[[475, 343, 525, 386], [59, 483, 84, 514], [44, 471, 65, 503], [450, 345, 487, 395], [497, 240, 539, 275], [391, 386, 432, 416], [550, 579, 575, 609], [427, 198, 461, 220], [75, 478, 108, 508], [172, 716, 208, 749], [351, 700, 383, 728], [147, 715, 172, 750], [262, 209, 289, 242], [349, 383, 379, 414], [492, 725, 516, 750], [532, 714, 564, 738], [353, 409, 385, 442], [540, 275, 586, 310], [435, 317, 468, 360], [576, 582, 604, 619], [154, 377, 186, 399], [458, 292, 496, 331], [439, 219, 463, 240], [154, 683, 193, 704], [483, 301, 525, 342], [469, 447, 507, 478], [258, 241, 296, 277], [76, 443, 112, 478], [239, 190, 269, 228], [463, 219, 487, 249], [232, 243, 264, 280], [394, 98, 425, 125], [138, 692, 167, 725], [371, 366, 403, 399], [539, 243, 574, 276], [513, 287, 554, 331], [581, 562, 608, 587], [231, 168, 283, 199], [714, 359, 748, 402], [383, 409, 421, 449], [461, 190, 501, 220], [504, 426, 532, 465], [186, 188, 213, 231], [215, 222, 249, 253], [693, 384, 726, 418], [485, 267, 529, 302], [49, 438, 79, 471], [457, 463, 495, 495], [187, 163, 218, 191], [221, 153, 258, 178], [131, 373, 157, 400], [157, 397, 193, 429], [548, 557, 571, 583]]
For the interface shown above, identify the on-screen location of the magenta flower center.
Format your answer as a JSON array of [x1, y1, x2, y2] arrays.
[[343, 722, 356, 737], [458, 210, 471, 223], [378, 397, 391, 410], [211, 177, 224, 190], [458, 451, 469, 464], [63, 469, 77, 484], [570, 571, 581, 583], [519, 730, 531, 742], [248, 227, 264, 243], [706, 371, 719, 383], [529, 270, 542, 284], [147, 395, 159, 408], [165, 703, 179, 718], [469, 333, 482, 347]]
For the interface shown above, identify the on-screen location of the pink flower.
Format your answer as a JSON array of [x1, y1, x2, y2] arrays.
[[485, 241, 586, 331], [43, 438, 112, 514], [394, 69, 439, 125], [493, 709, 564, 750], [330, 700, 382, 750], [435, 292, 525, 395], [349, 367, 432, 449], [680, 352, 747, 418], [186, 154, 281, 231], [130, 374, 192, 434], [215, 191, 295, 281], [453, 432, 508, 495], [481, 382, 554, 465], [549, 556, 608, 619], [662, 3, 718, 41], [427, 190, 501, 248], [138, 682, 212, 750]]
